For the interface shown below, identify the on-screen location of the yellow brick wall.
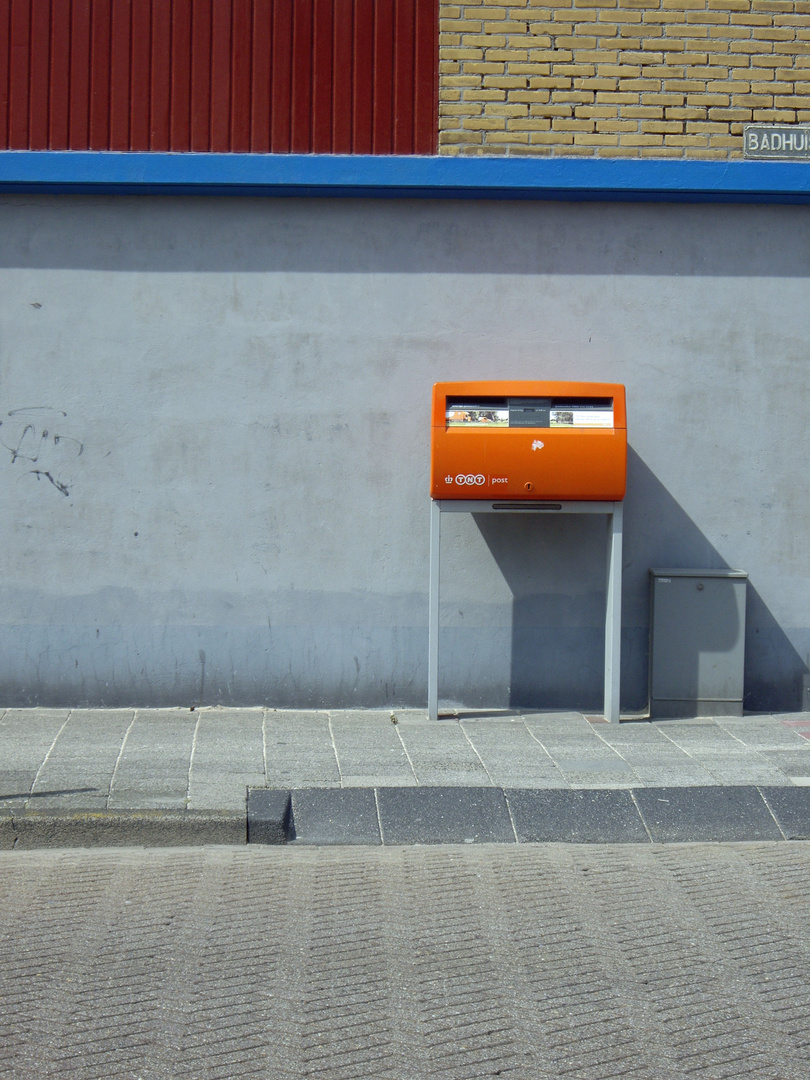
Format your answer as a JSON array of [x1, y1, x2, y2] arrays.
[[438, 0, 810, 157]]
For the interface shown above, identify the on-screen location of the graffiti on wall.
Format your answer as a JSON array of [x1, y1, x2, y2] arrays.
[[1, 407, 83, 497]]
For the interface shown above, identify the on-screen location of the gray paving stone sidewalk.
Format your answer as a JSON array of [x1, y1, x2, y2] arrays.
[[5, 843, 810, 1079], [1, 706, 809, 814]]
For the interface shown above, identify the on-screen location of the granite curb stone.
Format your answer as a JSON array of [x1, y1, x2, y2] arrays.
[[506, 788, 650, 844], [632, 787, 784, 843], [246, 788, 292, 844], [759, 786, 810, 840], [289, 788, 382, 845], [376, 786, 515, 844]]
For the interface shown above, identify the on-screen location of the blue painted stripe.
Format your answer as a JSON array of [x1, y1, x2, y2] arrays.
[[1, 151, 809, 203]]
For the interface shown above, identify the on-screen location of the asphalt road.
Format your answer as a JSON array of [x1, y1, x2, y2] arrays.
[[1, 843, 809, 1080]]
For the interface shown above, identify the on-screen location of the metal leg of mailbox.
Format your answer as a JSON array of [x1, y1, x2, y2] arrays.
[[428, 499, 441, 722], [604, 501, 623, 723]]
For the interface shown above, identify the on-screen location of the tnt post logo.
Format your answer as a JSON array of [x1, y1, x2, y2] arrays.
[[445, 473, 485, 486]]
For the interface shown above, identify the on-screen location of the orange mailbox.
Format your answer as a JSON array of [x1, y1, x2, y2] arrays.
[[431, 381, 627, 501]]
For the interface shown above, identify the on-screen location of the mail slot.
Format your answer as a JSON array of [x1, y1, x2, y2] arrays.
[[431, 381, 627, 500]]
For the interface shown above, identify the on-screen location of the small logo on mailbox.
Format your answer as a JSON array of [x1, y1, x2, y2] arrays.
[[532, 440, 545, 451], [454, 474, 486, 486]]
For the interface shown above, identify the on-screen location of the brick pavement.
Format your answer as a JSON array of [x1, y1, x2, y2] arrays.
[[1, 842, 810, 1078]]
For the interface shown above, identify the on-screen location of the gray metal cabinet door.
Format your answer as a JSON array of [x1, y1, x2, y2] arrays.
[[649, 570, 747, 717]]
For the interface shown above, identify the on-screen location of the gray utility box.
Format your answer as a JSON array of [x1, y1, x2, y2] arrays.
[[649, 569, 748, 719]]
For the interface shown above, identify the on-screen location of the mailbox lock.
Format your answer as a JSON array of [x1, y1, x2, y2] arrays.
[[524, 482, 534, 492], [697, 583, 704, 591]]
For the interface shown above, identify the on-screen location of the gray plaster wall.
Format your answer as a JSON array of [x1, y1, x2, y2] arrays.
[[1, 193, 808, 712]]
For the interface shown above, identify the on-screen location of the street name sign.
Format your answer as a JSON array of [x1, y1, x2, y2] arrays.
[[744, 124, 810, 160]]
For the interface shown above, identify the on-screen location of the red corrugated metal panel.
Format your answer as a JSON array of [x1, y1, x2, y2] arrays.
[[352, 0, 372, 155], [250, 0, 271, 152], [231, 0, 253, 152], [129, 0, 151, 149], [373, 0, 393, 154], [110, 0, 132, 151], [27, 0, 49, 148], [0, 0, 438, 153], [150, 0, 171, 150], [413, 0, 435, 154], [0, 0, 10, 149], [49, 0, 70, 148], [272, 0, 292, 152], [170, 0, 192, 151], [89, 0, 111, 149], [69, 0, 92, 148], [291, 0, 313, 153], [392, 0, 414, 156], [191, 0, 212, 152], [209, 0, 231, 151], [332, 0, 353, 155], [9, 0, 31, 147], [311, 0, 332, 154]]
